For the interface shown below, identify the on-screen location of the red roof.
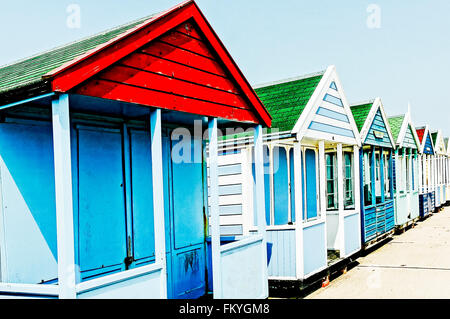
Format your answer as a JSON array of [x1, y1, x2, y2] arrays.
[[45, 0, 271, 127]]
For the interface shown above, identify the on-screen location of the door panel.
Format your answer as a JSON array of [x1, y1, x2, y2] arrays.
[[171, 137, 204, 249], [129, 129, 155, 263], [165, 134, 206, 299], [77, 127, 127, 273]]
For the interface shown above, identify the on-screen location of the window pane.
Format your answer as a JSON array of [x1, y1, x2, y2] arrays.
[[363, 150, 373, 206]]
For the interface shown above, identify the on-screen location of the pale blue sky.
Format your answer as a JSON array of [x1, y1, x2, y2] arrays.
[[1, 0, 449, 137]]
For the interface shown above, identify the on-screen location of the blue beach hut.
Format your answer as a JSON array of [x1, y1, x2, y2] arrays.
[[0, 0, 271, 299], [416, 125, 436, 218], [350, 98, 397, 247]]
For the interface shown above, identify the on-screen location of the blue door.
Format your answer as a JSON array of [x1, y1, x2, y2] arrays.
[[129, 129, 155, 266], [76, 126, 127, 278], [164, 133, 206, 299]]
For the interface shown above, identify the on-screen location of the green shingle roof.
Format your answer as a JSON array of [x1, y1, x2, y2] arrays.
[[387, 115, 405, 143], [350, 101, 374, 132], [0, 13, 159, 95], [253, 73, 324, 132]]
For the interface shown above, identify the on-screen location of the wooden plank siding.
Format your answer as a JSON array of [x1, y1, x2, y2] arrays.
[[207, 151, 246, 237], [75, 22, 259, 123], [423, 133, 434, 155], [364, 109, 393, 148], [403, 125, 418, 149], [307, 86, 355, 139]]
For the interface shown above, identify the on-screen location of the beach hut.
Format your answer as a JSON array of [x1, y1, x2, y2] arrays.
[[388, 109, 421, 230], [431, 130, 446, 210], [214, 66, 363, 284], [0, 0, 271, 299], [350, 98, 396, 247], [416, 126, 436, 218]]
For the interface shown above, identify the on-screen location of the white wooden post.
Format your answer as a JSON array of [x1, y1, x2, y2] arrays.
[[318, 141, 326, 217], [208, 118, 222, 299], [336, 143, 344, 256], [318, 141, 327, 267], [52, 94, 76, 299], [293, 142, 304, 279], [269, 145, 275, 225], [254, 124, 268, 295], [353, 145, 361, 246], [418, 154, 422, 194], [150, 109, 167, 298], [427, 155, 430, 193]]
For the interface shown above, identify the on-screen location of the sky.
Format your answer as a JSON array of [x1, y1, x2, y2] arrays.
[[1, 0, 449, 137]]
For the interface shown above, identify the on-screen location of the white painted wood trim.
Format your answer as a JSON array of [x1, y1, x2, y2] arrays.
[[337, 143, 345, 256], [220, 235, 263, 254], [293, 143, 304, 279], [253, 125, 269, 296], [76, 263, 163, 294], [208, 118, 222, 299], [52, 94, 75, 299], [353, 145, 362, 248], [150, 109, 167, 299], [0, 283, 59, 296]]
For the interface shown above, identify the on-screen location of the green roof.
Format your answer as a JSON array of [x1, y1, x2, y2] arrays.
[[350, 101, 374, 132], [253, 73, 324, 132], [387, 115, 405, 143], [0, 13, 158, 95]]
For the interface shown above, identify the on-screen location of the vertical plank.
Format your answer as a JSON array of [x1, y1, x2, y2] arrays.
[[52, 94, 76, 299], [418, 154, 422, 193], [380, 147, 385, 203], [336, 143, 344, 256], [353, 145, 362, 247], [122, 124, 133, 263], [208, 118, 222, 299], [254, 124, 268, 296], [269, 145, 274, 225], [318, 141, 326, 218], [371, 146, 376, 206], [150, 109, 167, 298], [293, 142, 304, 279]]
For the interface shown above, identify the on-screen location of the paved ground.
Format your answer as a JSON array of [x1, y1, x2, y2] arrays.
[[305, 206, 450, 299]]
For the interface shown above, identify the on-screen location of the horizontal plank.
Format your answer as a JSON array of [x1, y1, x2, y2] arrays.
[[99, 65, 249, 109], [76, 79, 259, 123], [159, 30, 215, 60], [141, 40, 227, 77], [120, 52, 240, 93], [174, 22, 203, 41]]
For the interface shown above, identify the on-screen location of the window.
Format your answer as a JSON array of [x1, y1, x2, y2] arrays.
[[326, 153, 338, 210], [363, 149, 373, 206], [344, 152, 355, 209], [384, 151, 392, 200], [330, 81, 338, 90], [375, 152, 382, 203]]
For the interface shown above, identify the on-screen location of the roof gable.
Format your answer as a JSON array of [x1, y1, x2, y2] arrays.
[[0, 0, 271, 126], [432, 130, 446, 154], [445, 138, 450, 155], [350, 98, 395, 149], [417, 126, 435, 154], [291, 65, 361, 145], [388, 111, 420, 149]]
